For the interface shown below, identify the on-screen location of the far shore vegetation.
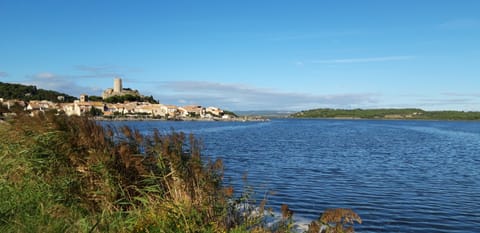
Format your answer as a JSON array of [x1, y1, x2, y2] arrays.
[[291, 108, 480, 121], [0, 81, 77, 103], [0, 112, 361, 233]]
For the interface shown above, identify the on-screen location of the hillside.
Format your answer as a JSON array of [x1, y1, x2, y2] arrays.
[[291, 108, 480, 121], [0, 82, 77, 102], [235, 110, 294, 118]]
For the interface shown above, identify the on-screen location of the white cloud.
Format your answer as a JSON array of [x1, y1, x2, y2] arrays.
[[380, 92, 480, 111], [295, 61, 304, 66], [419, 98, 474, 104], [155, 81, 378, 110], [0, 71, 8, 78], [36, 72, 56, 79], [441, 92, 480, 98], [309, 56, 414, 64], [17, 64, 142, 97], [415, 97, 480, 111], [24, 72, 98, 97]]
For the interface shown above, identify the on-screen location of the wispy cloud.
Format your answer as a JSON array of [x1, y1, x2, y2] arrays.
[[24, 72, 99, 97], [74, 65, 123, 78], [0, 71, 8, 78], [155, 81, 378, 110], [438, 19, 480, 30], [404, 92, 480, 111], [441, 92, 480, 98], [266, 29, 362, 41], [74, 64, 142, 79], [35, 72, 56, 79], [416, 98, 480, 111], [308, 56, 414, 64], [76, 65, 119, 73], [16, 64, 142, 97], [419, 98, 474, 104]]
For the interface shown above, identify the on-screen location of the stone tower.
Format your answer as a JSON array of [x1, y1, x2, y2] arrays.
[[114, 77, 122, 93]]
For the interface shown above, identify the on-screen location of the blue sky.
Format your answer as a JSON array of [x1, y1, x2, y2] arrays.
[[1, 0, 479, 111]]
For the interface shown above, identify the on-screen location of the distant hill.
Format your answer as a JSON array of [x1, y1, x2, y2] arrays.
[[235, 110, 294, 118], [291, 108, 480, 121], [0, 82, 77, 102]]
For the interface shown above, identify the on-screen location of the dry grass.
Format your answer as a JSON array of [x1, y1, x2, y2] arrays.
[[0, 112, 361, 233]]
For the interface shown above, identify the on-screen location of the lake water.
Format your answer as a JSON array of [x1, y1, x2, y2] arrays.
[[105, 119, 480, 232]]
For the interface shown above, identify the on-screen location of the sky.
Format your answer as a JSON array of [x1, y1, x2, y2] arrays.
[[1, 0, 479, 111]]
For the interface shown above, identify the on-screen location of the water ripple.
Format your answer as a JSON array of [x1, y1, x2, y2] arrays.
[[108, 119, 480, 233]]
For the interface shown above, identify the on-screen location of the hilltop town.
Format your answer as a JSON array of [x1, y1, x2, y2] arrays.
[[0, 78, 255, 121]]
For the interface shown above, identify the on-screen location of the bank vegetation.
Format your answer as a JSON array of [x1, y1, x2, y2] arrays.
[[0, 113, 360, 232], [292, 108, 480, 121]]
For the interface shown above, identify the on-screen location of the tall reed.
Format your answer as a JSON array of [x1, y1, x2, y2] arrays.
[[0, 112, 360, 233]]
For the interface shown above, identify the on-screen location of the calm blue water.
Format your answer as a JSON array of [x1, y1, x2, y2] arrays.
[[104, 119, 480, 232]]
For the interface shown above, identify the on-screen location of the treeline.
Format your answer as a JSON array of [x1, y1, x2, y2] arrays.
[[292, 108, 480, 120], [103, 94, 159, 104], [0, 82, 77, 102], [421, 111, 480, 120]]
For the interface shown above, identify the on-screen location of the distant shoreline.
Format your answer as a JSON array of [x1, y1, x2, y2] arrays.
[[289, 116, 480, 122], [290, 108, 480, 121], [93, 116, 270, 122]]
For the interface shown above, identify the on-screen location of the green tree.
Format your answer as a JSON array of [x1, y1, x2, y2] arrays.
[[87, 95, 103, 102], [0, 81, 77, 102], [104, 94, 158, 104], [87, 106, 103, 117]]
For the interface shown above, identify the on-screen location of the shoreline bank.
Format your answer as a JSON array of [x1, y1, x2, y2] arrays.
[[93, 116, 270, 122]]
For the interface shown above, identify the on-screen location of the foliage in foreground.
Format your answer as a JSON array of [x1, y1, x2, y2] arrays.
[[0, 113, 360, 232]]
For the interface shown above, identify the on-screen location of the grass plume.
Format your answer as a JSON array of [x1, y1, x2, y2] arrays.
[[0, 112, 360, 232]]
